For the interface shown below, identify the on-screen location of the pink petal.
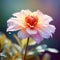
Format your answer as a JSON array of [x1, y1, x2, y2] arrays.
[[38, 25, 56, 39], [21, 9, 31, 15], [17, 30, 29, 40], [32, 32, 43, 44], [43, 15, 53, 23], [39, 30, 52, 39], [7, 17, 25, 32], [7, 17, 25, 27], [7, 26, 19, 31], [12, 9, 31, 17], [12, 12, 25, 18], [47, 25, 56, 33], [26, 28, 37, 35], [33, 10, 43, 16], [12, 12, 21, 17]]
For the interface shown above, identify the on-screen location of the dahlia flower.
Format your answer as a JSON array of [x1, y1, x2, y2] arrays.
[[7, 9, 56, 44]]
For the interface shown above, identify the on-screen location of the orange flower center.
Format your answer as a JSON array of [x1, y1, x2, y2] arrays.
[[25, 16, 38, 29]]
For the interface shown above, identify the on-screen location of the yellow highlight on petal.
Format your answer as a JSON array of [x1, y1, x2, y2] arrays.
[[21, 38, 36, 47]]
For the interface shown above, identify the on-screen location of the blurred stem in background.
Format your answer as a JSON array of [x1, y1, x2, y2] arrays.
[[42, 53, 51, 60]]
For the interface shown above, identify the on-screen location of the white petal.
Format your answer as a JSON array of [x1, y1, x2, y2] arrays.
[[48, 25, 56, 33], [37, 49, 45, 52], [38, 14, 53, 26], [36, 46, 42, 50], [7, 26, 19, 31], [7, 17, 25, 32], [17, 31, 29, 40], [38, 25, 56, 39], [26, 28, 37, 35], [32, 32, 43, 44], [12, 11, 25, 18], [47, 48, 59, 53], [13, 9, 31, 17], [13, 12, 21, 17], [7, 17, 25, 28], [43, 15, 53, 23], [28, 51, 34, 55], [39, 30, 52, 39], [33, 10, 43, 16], [21, 9, 32, 15]]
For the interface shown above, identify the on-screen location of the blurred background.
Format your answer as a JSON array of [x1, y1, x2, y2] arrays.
[[0, 0, 60, 60]]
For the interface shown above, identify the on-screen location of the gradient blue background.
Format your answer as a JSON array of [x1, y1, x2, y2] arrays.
[[0, 0, 60, 53]]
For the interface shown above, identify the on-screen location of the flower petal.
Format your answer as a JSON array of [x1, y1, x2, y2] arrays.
[[7, 26, 19, 31], [43, 15, 53, 23], [21, 9, 32, 16], [38, 25, 56, 39], [33, 10, 43, 16], [12, 12, 25, 18], [26, 28, 37, 35], [32, 32, 43, 44], [17, 30, 29, 40], [39, 31, 52, 39], [13, 9, 32, 17], [47, 48, 59, 53], [47, 25, 56, 33], [12, 12, 22, 17], [38, 15, 53, 27], [7, 17, 25, 31], [7, 17, 25, 27]]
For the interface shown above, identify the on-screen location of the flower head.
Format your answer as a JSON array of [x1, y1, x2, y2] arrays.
[[7, 9, 56, 44]]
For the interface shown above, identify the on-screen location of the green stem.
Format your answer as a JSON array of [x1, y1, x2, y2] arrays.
[[23, 37, 29, 60]]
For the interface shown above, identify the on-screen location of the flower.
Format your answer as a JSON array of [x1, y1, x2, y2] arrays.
[[7, 9, 56, 44]]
